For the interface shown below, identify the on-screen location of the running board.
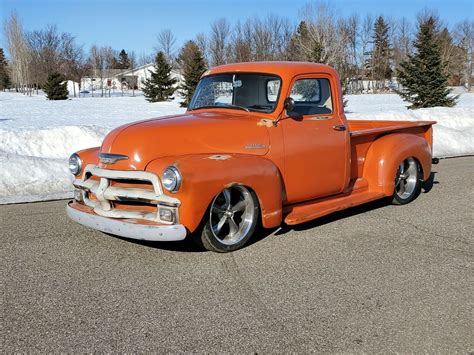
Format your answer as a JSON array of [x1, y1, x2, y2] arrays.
[[283, 188, 385, 225]]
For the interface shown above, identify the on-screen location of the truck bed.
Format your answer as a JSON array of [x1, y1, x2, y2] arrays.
[[348, 119, 436, 137], [347, 119, 436, 181]]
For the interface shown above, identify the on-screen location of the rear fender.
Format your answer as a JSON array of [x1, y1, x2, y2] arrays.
[[363, 133, 432, 196], [146, 154, 283, 233]]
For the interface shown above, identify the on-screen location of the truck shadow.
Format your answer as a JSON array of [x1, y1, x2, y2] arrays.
[[112, 171, 438, 252], [250, 198, 391, 244], [108, 234, 206, 253], [422, 171, 438, 193], [250, 171, 439, 245]]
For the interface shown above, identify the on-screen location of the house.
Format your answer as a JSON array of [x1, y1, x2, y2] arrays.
[[80, 63, 183, 93]]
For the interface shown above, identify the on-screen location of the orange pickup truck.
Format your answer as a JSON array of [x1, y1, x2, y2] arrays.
[[67, 62, 436, 252]]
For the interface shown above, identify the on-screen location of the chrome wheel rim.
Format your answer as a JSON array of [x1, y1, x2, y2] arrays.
[[209, 186, 255, 246], [395, 157, 418, 199]]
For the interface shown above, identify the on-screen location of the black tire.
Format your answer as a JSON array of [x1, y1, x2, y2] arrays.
[[392, 157, 422, 205], [194, 186, 260, 252]]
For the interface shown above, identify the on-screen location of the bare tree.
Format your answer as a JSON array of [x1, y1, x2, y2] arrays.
[[392, 17, 412, 77], [89, 45, 104, 97], [358, 14, 374, 92], [209, 18, 231, 66], [454, 19, 474, 91], [230, 20, 253, 62], [251, 17, 272, 61], [3, 12, 31, 94], [416, 8, 444, 31], [254, 15, 294, 61], [136, 52, 153, 84], [155, 29, 176, 63], [101, 46, 115, 97], [138, 52, 153, 66], [128, 50, 137, 97], [27, 25, 63, 89], [298, 3, 347, 65], [277, 17, 296, 61], [343, 14, 360, 93], [195, 32, 209, 66], [297, 2, 352, 89], [62, 39, 86, 97]]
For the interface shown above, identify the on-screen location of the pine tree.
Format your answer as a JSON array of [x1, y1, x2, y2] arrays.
[[396, 17, 457, 109], [0, 48, 11, 90], [142, 51, 177, 102], [43, 72, 69, 100], [367, 16, 392, 91], [178, 41, 207, 107], [117, 49, 130, 69]]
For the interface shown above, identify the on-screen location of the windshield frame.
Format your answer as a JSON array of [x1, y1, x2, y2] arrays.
[[188, 72, 283, 114]]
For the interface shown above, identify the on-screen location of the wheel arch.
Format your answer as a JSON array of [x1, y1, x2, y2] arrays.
[[146, 153, 284, 233], [362, 133, 432, 196]]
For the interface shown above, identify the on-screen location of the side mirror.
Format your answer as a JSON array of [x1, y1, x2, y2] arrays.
[[284, 97, 303, 121], [284, 97, 295, 112]]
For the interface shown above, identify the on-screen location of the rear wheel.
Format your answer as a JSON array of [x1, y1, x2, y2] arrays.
[[392, 157, 422, 205], [197, 185, 259, 252]]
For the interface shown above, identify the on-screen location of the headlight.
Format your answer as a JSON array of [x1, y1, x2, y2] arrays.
[[69, 153, 82, 176], [162, 166, 181, 192]]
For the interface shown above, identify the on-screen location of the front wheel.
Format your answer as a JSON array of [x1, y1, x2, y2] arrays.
[[196, 185, 259, 252], [392, 157, 422, 205]]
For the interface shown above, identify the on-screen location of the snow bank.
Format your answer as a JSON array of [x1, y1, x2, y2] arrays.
[[0, 126, 108, 159], [0, 91, 472, 204], [0, 92, 185, 204]]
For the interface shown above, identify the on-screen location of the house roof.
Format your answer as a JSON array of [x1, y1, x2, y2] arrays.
[[115, 63, 180, 77]]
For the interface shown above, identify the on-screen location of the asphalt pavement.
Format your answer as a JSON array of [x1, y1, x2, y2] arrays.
[[1, 156, 473, 352]]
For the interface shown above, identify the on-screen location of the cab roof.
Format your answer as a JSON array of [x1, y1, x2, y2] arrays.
[[204, 61, 338, 81]]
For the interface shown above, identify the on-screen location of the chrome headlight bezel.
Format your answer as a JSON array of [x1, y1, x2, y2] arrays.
[[69, 153, 82, 176], [162, 166, 182, 192]]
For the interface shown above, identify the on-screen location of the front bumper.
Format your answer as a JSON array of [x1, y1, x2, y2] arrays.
[[67, 202, 187, 241]]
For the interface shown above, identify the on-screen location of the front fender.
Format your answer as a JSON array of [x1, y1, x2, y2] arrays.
[[75, 147, 100, 176], [363, 133, 432, 196], [146, 154, 283, 232]]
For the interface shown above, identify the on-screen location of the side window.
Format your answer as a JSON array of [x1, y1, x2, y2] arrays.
[[289, 78, 333, 116]]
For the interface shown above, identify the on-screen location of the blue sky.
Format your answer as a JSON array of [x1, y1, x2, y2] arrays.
[[1, 0, 472, 56]]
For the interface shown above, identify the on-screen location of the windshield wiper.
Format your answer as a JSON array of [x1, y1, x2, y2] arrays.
[[189, 105, 219, 111], [189, 104, 250, 112], [222, 104, 250, 112]]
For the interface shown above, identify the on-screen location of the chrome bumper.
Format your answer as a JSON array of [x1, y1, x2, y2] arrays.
[[67, 202, 187, 241]]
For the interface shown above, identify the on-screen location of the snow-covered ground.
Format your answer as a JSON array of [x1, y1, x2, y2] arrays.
[[0, 91, 472, 204]]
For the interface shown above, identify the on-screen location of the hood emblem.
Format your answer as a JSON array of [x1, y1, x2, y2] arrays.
[[99, 153, 129, 164], [245, 143, 266, 150]]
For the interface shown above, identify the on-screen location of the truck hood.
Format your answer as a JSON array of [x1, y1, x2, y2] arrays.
[[99, 111, 270, 170]]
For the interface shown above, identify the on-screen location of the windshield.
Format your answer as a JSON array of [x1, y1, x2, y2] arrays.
[[189, 73, 281, 113]]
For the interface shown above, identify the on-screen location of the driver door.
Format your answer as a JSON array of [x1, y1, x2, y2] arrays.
[[281, 74, 349, 203]]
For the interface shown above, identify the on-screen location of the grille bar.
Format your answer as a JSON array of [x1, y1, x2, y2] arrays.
[[73, 164, 180, 223]]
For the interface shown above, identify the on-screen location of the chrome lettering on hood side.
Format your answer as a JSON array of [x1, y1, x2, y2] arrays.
[[245, 143, 267, 150]]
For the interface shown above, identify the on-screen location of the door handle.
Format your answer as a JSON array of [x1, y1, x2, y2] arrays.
[[333, 125, 346, 131]]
